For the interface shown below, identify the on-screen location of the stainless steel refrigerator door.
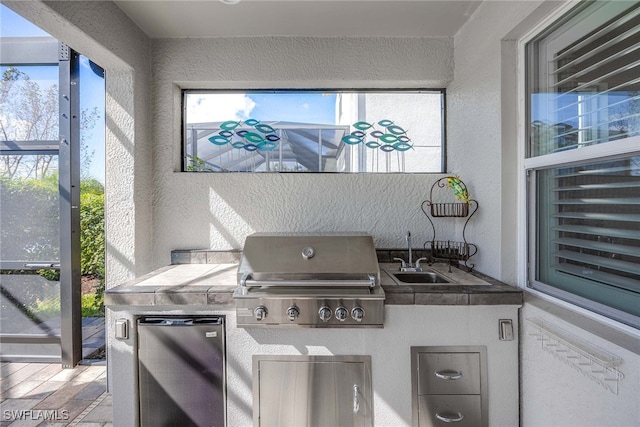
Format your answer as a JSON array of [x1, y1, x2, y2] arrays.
[[138, 317, 226, 427], [253, 355, 372, 427]]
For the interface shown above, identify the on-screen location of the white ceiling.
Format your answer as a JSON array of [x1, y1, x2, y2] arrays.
[[114, 0, 482, 38]]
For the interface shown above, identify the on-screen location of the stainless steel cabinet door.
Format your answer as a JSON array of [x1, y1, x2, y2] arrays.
[[138, 317, 226, 427], [253, 355, 372, 427]]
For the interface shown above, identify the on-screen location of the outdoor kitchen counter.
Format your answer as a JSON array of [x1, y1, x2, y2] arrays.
[[379, 262, 522, 305], [105, 263, 238, 308], [106, 250, 522, 427], [105, 258, 522, 307]]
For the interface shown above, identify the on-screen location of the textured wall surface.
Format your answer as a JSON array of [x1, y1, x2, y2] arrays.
[[521, 297, 640, 427], [447, 0, 546, 281], [151, 36, 457, 268]]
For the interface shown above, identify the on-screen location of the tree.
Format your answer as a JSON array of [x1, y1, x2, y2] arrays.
[[0, 66, 99, 179]]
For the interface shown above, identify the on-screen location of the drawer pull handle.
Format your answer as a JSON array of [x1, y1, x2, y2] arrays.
[[353, 384, 360, 414], [435, 412, 465, 423], [434, 370, 463, 380]]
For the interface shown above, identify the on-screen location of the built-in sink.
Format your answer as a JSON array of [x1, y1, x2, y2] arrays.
[[393, 271, 451, 283], [384, 269, 454, 285], [383, 267, 494, 286]]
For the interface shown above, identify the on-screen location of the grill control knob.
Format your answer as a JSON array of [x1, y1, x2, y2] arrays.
[[254, 306, 268, 321], [335, 306, 349, 321], [318, 306, 332, 322], [351, 307, 365, 322], [286, 305, 300, 321]]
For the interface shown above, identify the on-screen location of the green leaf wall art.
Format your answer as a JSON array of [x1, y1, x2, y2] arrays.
[[341, 119, 413, 152], [208, 119, 280, 151]]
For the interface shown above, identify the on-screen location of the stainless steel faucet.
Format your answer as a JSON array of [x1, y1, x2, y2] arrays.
[[393, 231, 427, 272]]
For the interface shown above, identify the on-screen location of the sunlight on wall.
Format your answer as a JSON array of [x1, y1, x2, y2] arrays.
[[209, 186, 255, 249], [105, 87, 136, 283]]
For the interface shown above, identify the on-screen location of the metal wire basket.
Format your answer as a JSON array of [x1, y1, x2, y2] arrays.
[[429, 202, 469, 218], [421, 176, 479, 271], [426, 240, 478, 261]]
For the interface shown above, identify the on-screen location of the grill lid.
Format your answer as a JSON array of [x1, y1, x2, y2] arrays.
[[237, 232, 380, 288], [234, 233, 384, 327]]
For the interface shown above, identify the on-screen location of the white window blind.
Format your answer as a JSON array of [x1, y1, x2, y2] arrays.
[[527, 0, 640, 327], [535, 157, 640, 319], [529, 1, 640, 157]]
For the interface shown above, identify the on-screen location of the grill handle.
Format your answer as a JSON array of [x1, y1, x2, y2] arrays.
[[239, 274, 377, 291]]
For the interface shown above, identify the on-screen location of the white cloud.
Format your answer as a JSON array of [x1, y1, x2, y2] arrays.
[[0, 112, 35, 140], [186, 94, 256, 124]]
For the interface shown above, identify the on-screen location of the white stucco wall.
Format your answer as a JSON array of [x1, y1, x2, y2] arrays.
[[521, 296, 640, 427], [151, 36, 456, 268], [448, 0, 552, 282]]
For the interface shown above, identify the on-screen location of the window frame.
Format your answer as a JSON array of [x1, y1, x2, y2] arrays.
[[521, 0, 640, 330], [181, 88, 447, 174]]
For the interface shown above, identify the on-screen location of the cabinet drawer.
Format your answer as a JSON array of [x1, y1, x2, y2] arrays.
[[418, 352, 480, 395], [418, 395, 482, 427]]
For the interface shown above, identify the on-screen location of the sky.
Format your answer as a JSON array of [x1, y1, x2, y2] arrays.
[[1, 4, 106, 184], [0, 6, 49, 37], [249, 93, 336, 123], [186, 92, 337, 125]]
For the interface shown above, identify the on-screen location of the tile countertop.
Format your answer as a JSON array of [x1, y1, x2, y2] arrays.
[[105, 253, 522, 307], [105, 263, 238, 308], [379, 262, 522, 305]]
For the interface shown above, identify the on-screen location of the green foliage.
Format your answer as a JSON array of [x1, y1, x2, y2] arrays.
[[81, 293, 104, 317], [37, 268, 60, 281], [33, 293, 104, 318], [81, 178, 104, 194], [1, 176, 105, 316], [81, 189, 105, 277], [0, 271, 59, 326], [32, 295, 61, 318], [186, 155, 214, 171], [0, 176, 60, 261], [1, 176, 105, 277], [80, 180, 105, 314]]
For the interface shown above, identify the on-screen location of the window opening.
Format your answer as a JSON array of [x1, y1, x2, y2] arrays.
[[183, 90, 445, 173], [526, 0, 640, 328]]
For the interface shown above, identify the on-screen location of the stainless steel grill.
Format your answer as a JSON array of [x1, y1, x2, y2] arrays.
[[233, 233, 385, 327]]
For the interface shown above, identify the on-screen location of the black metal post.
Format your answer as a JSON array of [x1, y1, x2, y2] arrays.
[[58, 42, 82, 368]]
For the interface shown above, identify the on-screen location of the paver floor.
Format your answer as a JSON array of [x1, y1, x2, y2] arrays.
[[0, 361, 111, 426], [1, 318, 110, 426]]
